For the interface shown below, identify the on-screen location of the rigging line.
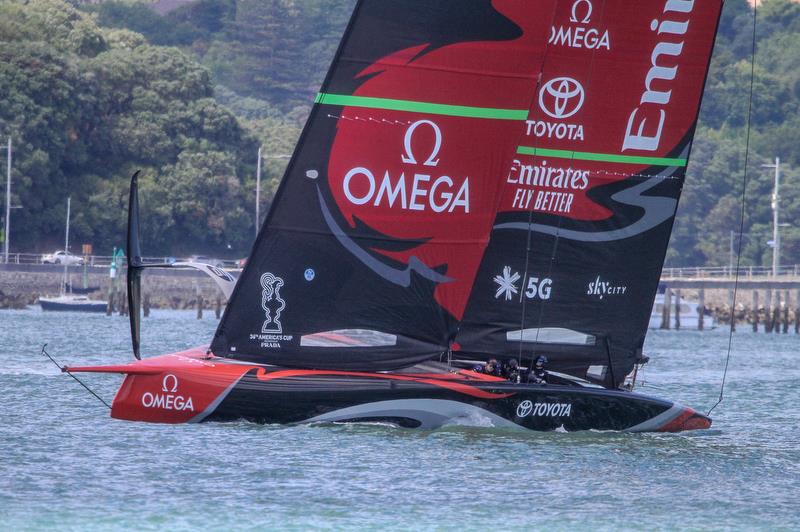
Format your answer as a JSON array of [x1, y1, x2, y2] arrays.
[[523, 0, 609, 375], [708, 3, 757, 417], [514, 0, 564, 371], [40, 344, 112, 410]]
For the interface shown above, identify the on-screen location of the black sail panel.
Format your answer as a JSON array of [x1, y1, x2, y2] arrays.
[[211, 1, 558, 370], [456, 0, 724, 386]]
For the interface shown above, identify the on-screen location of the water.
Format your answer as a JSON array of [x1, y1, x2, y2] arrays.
[[1, 308, 798, 530]]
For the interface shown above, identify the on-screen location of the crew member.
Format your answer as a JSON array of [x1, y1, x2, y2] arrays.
[[471, 358, 504, 377], [530, 355, 548, 384], [483, 358, 501, 377], [503, 358, 521, 383]]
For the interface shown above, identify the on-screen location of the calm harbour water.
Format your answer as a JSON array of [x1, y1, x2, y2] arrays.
[[0, 308, 798, 531]]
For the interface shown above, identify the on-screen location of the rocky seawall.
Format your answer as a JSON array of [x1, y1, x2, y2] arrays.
[[0, 264, 229, 310]]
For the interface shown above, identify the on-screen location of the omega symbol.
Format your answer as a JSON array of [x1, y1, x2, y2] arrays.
[[539, 77, 585, 119], [570, 0, 593, 24], [162, 374, 179, 393], [401, 120, 442, 167]]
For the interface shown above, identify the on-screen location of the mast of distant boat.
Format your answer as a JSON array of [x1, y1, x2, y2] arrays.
[[62, 197, 71, 295]]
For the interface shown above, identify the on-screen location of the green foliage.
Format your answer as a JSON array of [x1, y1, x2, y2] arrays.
[[677, 0, 800, 267], [0, 0, 257, 256]]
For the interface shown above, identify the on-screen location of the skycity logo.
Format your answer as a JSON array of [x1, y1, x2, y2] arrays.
[[141, 374, 195, 412], [587, 275, 627, 300], [549, 0, 612, 51]]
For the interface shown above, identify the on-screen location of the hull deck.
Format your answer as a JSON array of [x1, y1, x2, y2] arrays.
[[66, 347, 711, 432]]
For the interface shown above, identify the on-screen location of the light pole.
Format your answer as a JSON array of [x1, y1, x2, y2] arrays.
[[4, 137, 11, 264], [763, 158, 780, 276], [254, 148, 291, 239]]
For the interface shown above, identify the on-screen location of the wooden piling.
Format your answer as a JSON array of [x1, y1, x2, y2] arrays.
[[765, 290, 773, 332], [106, 289, 114, 316], [698, 288, 705, 331], [215, 296, 221, 319], [674, 289, 681, 330], [796, 305, 800, 335], [752, 290, 759, 332], [783, 290, 790, 334], [796, 288, 800, 334], [197, 293, 203, 319], [143, 293, 151, 318], [728, 288, 735, 332], [773, 305, 781, 334], [661, 288, 671, 329]]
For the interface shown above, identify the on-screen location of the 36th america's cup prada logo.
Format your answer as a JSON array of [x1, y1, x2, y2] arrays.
[[260, 272, 285, 334]]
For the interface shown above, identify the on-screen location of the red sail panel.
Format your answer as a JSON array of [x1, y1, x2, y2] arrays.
[[211, 1, 560, 370], [456, 0, 724, 386], [504, 0, 721, 223], [325, 5, 553, 320]]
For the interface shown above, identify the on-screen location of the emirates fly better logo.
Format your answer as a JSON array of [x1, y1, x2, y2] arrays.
[[539, 77, 585, 119]]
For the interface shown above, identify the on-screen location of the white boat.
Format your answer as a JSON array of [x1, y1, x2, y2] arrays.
[[38, 197, 107, 313], [649, 288, 715, 330]]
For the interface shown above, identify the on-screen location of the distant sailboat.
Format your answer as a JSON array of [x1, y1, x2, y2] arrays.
[[67, 0, 723, 432], [39, 197, 107, 312]]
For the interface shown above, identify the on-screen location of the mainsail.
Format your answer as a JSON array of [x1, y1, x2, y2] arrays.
[[212, 0, 723, 379], [456, 0, 724, 386], [212, 1, 554, 369]]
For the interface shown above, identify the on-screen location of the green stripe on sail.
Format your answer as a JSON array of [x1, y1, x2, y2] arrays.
[[315, 93, 529, 120], [516, 146, 687, 167]]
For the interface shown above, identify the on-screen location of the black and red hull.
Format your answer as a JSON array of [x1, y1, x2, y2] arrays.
[[66, 347, 710, 433]]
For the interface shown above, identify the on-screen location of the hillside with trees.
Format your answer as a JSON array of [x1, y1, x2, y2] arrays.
[[2, 0, 799, 267]]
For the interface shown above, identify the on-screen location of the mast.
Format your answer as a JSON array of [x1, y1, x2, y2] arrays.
[[63, 197, 71, 294], [4, 137, 10, 264]]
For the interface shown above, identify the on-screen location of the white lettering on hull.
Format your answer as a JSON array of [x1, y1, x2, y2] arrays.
[[517, 400, 573, 418], [142, 392, 195, 412]]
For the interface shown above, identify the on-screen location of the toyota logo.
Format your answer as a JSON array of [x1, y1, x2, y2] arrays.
[[516, 400, 533, 418], [539, 77, 585, 119]]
